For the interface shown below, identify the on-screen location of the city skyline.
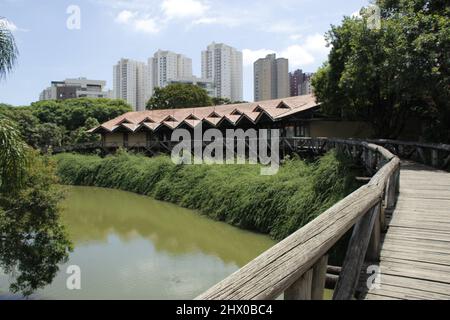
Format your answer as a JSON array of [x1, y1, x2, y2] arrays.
[[0, 0, 369, 105]]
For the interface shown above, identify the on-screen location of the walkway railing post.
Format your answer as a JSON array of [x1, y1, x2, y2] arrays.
[[284, 269, 313, 300], [311, 255, 328, 300], [284, 254, 328, 300], [432, 149, 439, 167], [367, 202, 382, 262], [333, 202, 381, 300]]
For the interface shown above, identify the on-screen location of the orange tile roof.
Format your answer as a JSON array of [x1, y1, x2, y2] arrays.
[[90, 94, 318, 133]]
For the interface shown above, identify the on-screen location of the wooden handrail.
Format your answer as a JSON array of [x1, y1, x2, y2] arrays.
[[197, 138, 401, 300]]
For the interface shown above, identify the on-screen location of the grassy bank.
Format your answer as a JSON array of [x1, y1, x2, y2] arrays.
[[54, 151, 360, 241]]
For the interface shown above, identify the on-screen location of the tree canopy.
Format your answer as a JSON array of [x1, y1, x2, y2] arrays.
[[0, 117, 72, 296], [0, 98, 131, 150], [146, 83, 213, 110], [312, 0, 450, 140]]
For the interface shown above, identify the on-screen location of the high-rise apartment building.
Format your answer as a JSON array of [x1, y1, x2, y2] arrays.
[[167, 76, 215, 97], [150, 50, 193, 89], [113, 58, 150, 111], [253, 54, 289, 102], [201, 42, 243, 102], [289, 69, 315, 96], [300, 73, 314, 95], [39, 78, 108, 101], [289, 69, 303, 97]]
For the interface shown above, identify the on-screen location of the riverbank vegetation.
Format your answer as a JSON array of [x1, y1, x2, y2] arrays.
[[0, 116, 72, 296], [54, 151, 361, 241]]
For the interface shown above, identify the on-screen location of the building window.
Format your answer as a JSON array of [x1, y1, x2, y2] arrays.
[[295, 122, 310, 137]]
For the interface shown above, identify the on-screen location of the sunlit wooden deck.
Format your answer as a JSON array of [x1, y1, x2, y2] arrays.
[[364, 161, 450, 300]]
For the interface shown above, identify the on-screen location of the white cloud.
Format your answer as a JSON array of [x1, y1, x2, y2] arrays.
[[280, 45, 315, 67], [134, 18, 160, 34], [115, 10, 136, 24], [243, 34, 329, 69], [192, 16, 241, 28], [289, 34, 303, 41], [161, 0, 208, 19], [114, 10, 160, 34], [242, 49, 276, 66], [265, 21, 299, 34], [303, 34, 329, 56]]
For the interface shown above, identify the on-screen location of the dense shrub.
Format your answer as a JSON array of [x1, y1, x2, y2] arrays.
[[54, 150, 359, 240]]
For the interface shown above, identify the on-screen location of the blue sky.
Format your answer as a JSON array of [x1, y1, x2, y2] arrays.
[[0, 0, 369, 105]]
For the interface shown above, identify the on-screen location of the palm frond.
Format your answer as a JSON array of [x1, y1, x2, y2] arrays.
[[0, 17, 19, 80]]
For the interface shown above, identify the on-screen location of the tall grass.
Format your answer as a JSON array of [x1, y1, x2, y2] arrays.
[[54, 151, 360, 240]]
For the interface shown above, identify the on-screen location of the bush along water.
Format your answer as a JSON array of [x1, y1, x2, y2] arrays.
[[54, 150, 361, 242]]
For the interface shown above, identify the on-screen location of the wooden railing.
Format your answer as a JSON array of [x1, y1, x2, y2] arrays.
[[197, 138, 401, 300], [366, 139, 450, 169]]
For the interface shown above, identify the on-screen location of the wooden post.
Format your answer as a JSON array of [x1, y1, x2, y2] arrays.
[[311, 255, 328, 300], [285, 269, 313, 300], [366, 150, 372, 171], [398, 144, 404, 157], [395, 166, 400, 194], [385, 175, 396, 210], [417, 147, 426, 164], [366, 203, 381, 262], [431, 149, 439, 168], [333, 203, 380, 300]]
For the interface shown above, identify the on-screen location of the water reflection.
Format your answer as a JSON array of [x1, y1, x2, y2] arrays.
[[1, 186, 275, 299]]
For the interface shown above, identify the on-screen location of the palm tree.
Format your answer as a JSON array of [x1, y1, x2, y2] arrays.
[[0, 17, 18, 79], [0, 116, 28, 193], [0, 20, 24, 191]]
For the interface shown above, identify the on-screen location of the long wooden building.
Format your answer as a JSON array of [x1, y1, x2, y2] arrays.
[[90, 95, 372, 150]]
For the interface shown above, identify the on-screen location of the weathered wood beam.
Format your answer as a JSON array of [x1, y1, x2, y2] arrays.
[[284, 268, 313, 300], [327, 265, 342, 275], [333, 202, 381, 300], [366, 203, 382, 262], [311, 255, 328, 300]]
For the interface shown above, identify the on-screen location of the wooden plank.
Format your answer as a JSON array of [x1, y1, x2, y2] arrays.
[[381, 249, 450, 266], [333, 203, 380, 300], [311, 255, 328, 300], [380, 256, 450, 273], [374, 274, 450, 296], [376, 262, 450, 284], [367, 284, 450, 300], [285, 269, 313, 300], [365, 293, 402, 300]]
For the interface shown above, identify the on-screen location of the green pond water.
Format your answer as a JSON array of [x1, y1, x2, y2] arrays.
[[0, 186, 276, 300]]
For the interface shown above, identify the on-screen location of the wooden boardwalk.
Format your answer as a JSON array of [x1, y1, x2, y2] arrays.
[[364, 161, 450, 300]]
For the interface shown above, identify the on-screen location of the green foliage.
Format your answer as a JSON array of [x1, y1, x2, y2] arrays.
[[147, 83, 213, 110], [211, 97, 249, 105], [30, 98, 131, 131], [0, 116, 28, 193], [0, 152, 72, 296], [0, 125, 72, 296], [0, 98, 130, 150], [312, 0, 450, 141], [54, 151, 359, 240], [0, 18, 18, 79], [70, 117, 100, 145]]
